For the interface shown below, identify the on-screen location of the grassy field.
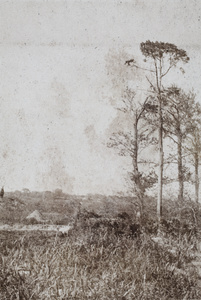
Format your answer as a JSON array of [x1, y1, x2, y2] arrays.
[[0, 194, 201, 299]]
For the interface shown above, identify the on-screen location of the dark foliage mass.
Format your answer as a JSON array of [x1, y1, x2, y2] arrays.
[[140, 40, 190, 63]]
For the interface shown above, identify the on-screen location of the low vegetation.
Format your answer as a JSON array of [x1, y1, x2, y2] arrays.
[[0, 194, 201, 299]]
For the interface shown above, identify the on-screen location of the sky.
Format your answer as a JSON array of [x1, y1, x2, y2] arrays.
[[0, 0, 201, 194]]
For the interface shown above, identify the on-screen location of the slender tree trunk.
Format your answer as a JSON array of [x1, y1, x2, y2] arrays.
[[133, 116, 139, 176], [133, 117, 141, 190], [133, 116, 144, 211], [177, 132, 183, 201], [157, 97, 163, 221], [195, 152, 199, 203], [155, 58, 163, 223]]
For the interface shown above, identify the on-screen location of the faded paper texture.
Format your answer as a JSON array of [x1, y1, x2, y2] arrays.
[[0, 0, 200, 195], [1, 1, 201, 299]]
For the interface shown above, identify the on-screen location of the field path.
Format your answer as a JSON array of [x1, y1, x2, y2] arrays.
[[0, 224, 66, 232]]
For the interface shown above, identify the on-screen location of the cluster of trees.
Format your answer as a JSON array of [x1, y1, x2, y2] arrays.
[[11, 188, 66, 200], [107, 41, 201, 221]]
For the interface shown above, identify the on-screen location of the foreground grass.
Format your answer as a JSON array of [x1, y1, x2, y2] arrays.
[[0, 226, 200, 300]]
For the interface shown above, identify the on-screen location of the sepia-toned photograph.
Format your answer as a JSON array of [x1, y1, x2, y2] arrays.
[[1, 0, 201, 299]]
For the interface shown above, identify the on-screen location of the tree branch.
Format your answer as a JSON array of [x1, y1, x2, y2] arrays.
[[161, 62, 174, 78]]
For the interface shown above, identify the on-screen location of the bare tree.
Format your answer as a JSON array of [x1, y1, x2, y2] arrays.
[[106, 50, 155, 212], [108, 87, 155, 210], [189, 130, 201, 203], [184, 103, 201, 203], [162, 87, 196, 201]]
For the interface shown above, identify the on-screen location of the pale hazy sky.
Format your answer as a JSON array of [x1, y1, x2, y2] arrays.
[[0, 0, 201, 194]]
